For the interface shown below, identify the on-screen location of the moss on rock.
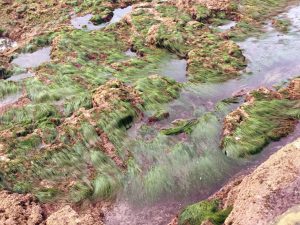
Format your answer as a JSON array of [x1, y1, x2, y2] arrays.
[[179, 199, 232, 225]]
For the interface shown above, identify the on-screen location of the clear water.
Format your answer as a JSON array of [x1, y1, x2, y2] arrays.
[[71, 6, 132, 31], [7, 72, 34, 82], [125, 49, 138, 57], [105, 4, 300, 225], [0, 92, 22, 108], [12, 47, 51, 68], [218, 21, 236, 31], [159, 58, 187, 83]]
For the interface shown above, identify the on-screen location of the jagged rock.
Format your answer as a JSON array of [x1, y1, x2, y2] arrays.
[[221, 139, 300, 225], [92, 79, 142, 110], [0, 191, 44, 225], [46, 205, 103, 225], [176, 0, 232, 12]]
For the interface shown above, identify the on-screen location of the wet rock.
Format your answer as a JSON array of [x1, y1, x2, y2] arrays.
[[273, 205, 300, 225], [283, 78, 300, 100], [201, 220, 215, 225], [172, 138, 300, 225]]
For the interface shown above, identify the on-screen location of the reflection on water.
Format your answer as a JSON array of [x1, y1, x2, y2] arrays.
[[12, 47, 51, 68], [7, 72, 34, 82], [71, 6, 132, 30]]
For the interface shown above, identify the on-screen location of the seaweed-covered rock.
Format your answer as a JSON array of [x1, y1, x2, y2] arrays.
[[222, 80, 300, 157], [171, 138, 300, 225], [134, 75, 181, 109], [178, 199, 232, 225], [92, 79, 142, 110]]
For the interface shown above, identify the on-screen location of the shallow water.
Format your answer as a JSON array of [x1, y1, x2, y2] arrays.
[[0, 38, 17, 52], [106, 4, 300, 225], [165, 3, 300, 122], [124, 49, 138, 57], [71, 6, 132, 30], [159, 58, 187, 83], [106, 124, 300, 225], [7, 72, 34, 82], [12, 47, 51, 68], [0, 92, 22, 108], [218, 21, 236, 31]]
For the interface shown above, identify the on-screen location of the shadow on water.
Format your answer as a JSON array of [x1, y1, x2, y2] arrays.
[[105, 4, 300, 225], [71, 6, 132, 31]]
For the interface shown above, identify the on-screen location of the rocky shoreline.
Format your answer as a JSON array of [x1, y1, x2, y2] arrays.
[[1, 0, 300, 224], [170, 137, 300, 225]]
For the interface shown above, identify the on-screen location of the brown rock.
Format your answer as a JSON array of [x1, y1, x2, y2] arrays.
[[223, 138, 300, 225], [92, 79, 142, 110], [176, 0, 232, 12], [46, 205, 103, 225], [0, 191, 44, 225]]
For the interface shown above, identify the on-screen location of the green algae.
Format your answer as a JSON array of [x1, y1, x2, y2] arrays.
[[124, 111, 232, 202], [179, 199, 232, 225], [195, 5, 212, 20], [223, 92, 300, 158], [0, 0, 296, 205], [22, 32, 56, 53], [134, 75, 181, 110], [228, 0, 295, 40], [273, 18, 292, 32], [0, 81, 21, 99], [160, 119, 198, 135]]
